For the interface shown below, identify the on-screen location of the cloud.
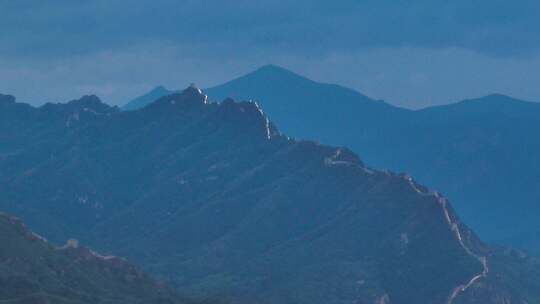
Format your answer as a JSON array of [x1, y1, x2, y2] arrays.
[[2, 0, 540, 58], [1, 0, 540, 107]]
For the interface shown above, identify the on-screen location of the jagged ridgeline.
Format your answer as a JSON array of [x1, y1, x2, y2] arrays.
[[0, 89, 539, 304], [124, 66, 540, 253]]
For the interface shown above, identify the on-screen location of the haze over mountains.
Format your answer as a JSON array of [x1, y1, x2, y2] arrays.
[[123, 65, 540, 253], [4, 1, 540, 303], [122, 86, 179, 111], [1, 88, 540, 303]]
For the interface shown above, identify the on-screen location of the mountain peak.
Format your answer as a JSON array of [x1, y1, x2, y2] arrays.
[[150, 85, 169, 93], [66, 95, 116, 113], [0, 93, 16, 104], [71, 94, 101, 104], [122, 86, 178, 111], [471, 93, 526, 105], [428, 93, 540, 115], [256, 64, 292, 73], [149, 85, 208, 110], [248, 64, 308, 82], [183, 83, 205, 99], [177, 84, 207, 104], [483, 93, 514, 100], [38, 95, 117, 120]]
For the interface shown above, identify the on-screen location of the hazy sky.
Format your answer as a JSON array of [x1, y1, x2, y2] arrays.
[[1, 0, 540, 108]]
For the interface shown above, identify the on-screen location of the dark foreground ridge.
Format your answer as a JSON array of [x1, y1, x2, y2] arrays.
[[0, 213, 183, 304], [1, 87, 540, 304]]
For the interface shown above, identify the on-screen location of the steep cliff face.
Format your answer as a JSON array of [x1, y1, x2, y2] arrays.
[[1, 88, 539, 303]]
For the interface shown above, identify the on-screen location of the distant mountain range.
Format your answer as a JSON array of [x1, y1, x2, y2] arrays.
[[0, 212, 183, 304], [122, 86, 179, 111], [1, 89, 540, 303], [123, 65, 540, 253]]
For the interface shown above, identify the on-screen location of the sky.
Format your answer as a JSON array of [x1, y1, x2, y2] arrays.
[[1, 0, 540, 109]]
